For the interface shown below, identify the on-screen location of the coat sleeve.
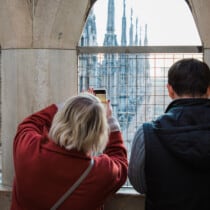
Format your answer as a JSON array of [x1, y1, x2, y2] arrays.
[[104, 116, 128, 175], [128, 125, 147, 194], [102, 130, 128, 192], [14, 104, 58, 147]]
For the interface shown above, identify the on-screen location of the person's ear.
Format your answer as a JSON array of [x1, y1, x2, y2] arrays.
[[167, 84, 176, 99]]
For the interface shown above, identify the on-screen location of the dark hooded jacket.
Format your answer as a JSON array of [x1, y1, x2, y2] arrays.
[[143, 98, 210, 210]]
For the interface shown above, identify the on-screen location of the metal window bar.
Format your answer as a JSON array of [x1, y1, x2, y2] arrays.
[[77, 46, 203, 187]]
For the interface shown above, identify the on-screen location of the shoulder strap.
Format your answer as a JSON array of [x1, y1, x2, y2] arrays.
[[51, 158, 94, 210]]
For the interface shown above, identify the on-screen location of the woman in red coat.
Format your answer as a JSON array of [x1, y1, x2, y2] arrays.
[[11, 92, 128, 210]]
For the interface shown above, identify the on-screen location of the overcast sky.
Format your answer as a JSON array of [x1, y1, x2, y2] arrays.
[[93, 0, 201, 46]]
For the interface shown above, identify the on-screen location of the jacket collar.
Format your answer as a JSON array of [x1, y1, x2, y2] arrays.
[[165, 98, 210, 113]]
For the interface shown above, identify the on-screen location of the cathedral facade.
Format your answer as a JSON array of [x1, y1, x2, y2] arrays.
[[79, 0, 151, 144]]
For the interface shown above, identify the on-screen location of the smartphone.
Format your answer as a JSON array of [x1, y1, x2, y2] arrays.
[[94, 88, 107, 103]]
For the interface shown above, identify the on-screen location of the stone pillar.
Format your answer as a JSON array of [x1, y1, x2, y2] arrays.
[[204, 49, 210, 67], [0, 0, 91, 187], [1, 49, 77, 185], [187, 1, 210, 65]]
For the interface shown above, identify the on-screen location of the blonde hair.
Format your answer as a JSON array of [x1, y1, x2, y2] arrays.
[[49, 93, 109, 153]]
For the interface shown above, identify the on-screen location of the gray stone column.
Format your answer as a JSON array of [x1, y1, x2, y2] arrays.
[[1, 49, 77, 186], [204, 48, 210, 67]]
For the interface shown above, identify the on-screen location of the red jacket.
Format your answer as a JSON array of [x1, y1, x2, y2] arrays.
[[11, 104, 128, 210]]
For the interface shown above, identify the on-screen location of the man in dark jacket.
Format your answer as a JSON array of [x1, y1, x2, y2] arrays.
[[128, 58, 210, 210]]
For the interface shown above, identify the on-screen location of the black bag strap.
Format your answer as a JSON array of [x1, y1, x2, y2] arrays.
[[51, 158, 94, 210]]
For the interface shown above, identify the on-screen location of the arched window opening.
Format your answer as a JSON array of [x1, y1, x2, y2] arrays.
[[78, 0, 202, 187]]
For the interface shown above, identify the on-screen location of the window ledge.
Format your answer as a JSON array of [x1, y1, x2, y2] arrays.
[[104, 187, 145, 210], [0, 184, 12, 210], [117, 187, 145, 196], [0, 184, 12, 192]]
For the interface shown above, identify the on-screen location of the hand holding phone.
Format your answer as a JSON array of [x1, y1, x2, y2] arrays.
[[94, 88, 113, 118], [94, 89, 107, 103]]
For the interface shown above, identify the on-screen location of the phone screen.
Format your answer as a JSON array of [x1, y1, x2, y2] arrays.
[[94, 89, 106, 103]]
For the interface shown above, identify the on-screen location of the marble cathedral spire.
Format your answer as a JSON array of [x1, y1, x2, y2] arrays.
[[139, 26, 142, 46], [103, 0, 118, 46], [129, 8, 134, 46], [144, 24, 148, 46], [144, 23, 150, 73], [79, 9, 97, 46], [135, 17, 138, 45], [121, 0, 127, 46]]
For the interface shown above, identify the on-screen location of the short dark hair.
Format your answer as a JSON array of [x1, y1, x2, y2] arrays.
[[168, 58, 210, 97]]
